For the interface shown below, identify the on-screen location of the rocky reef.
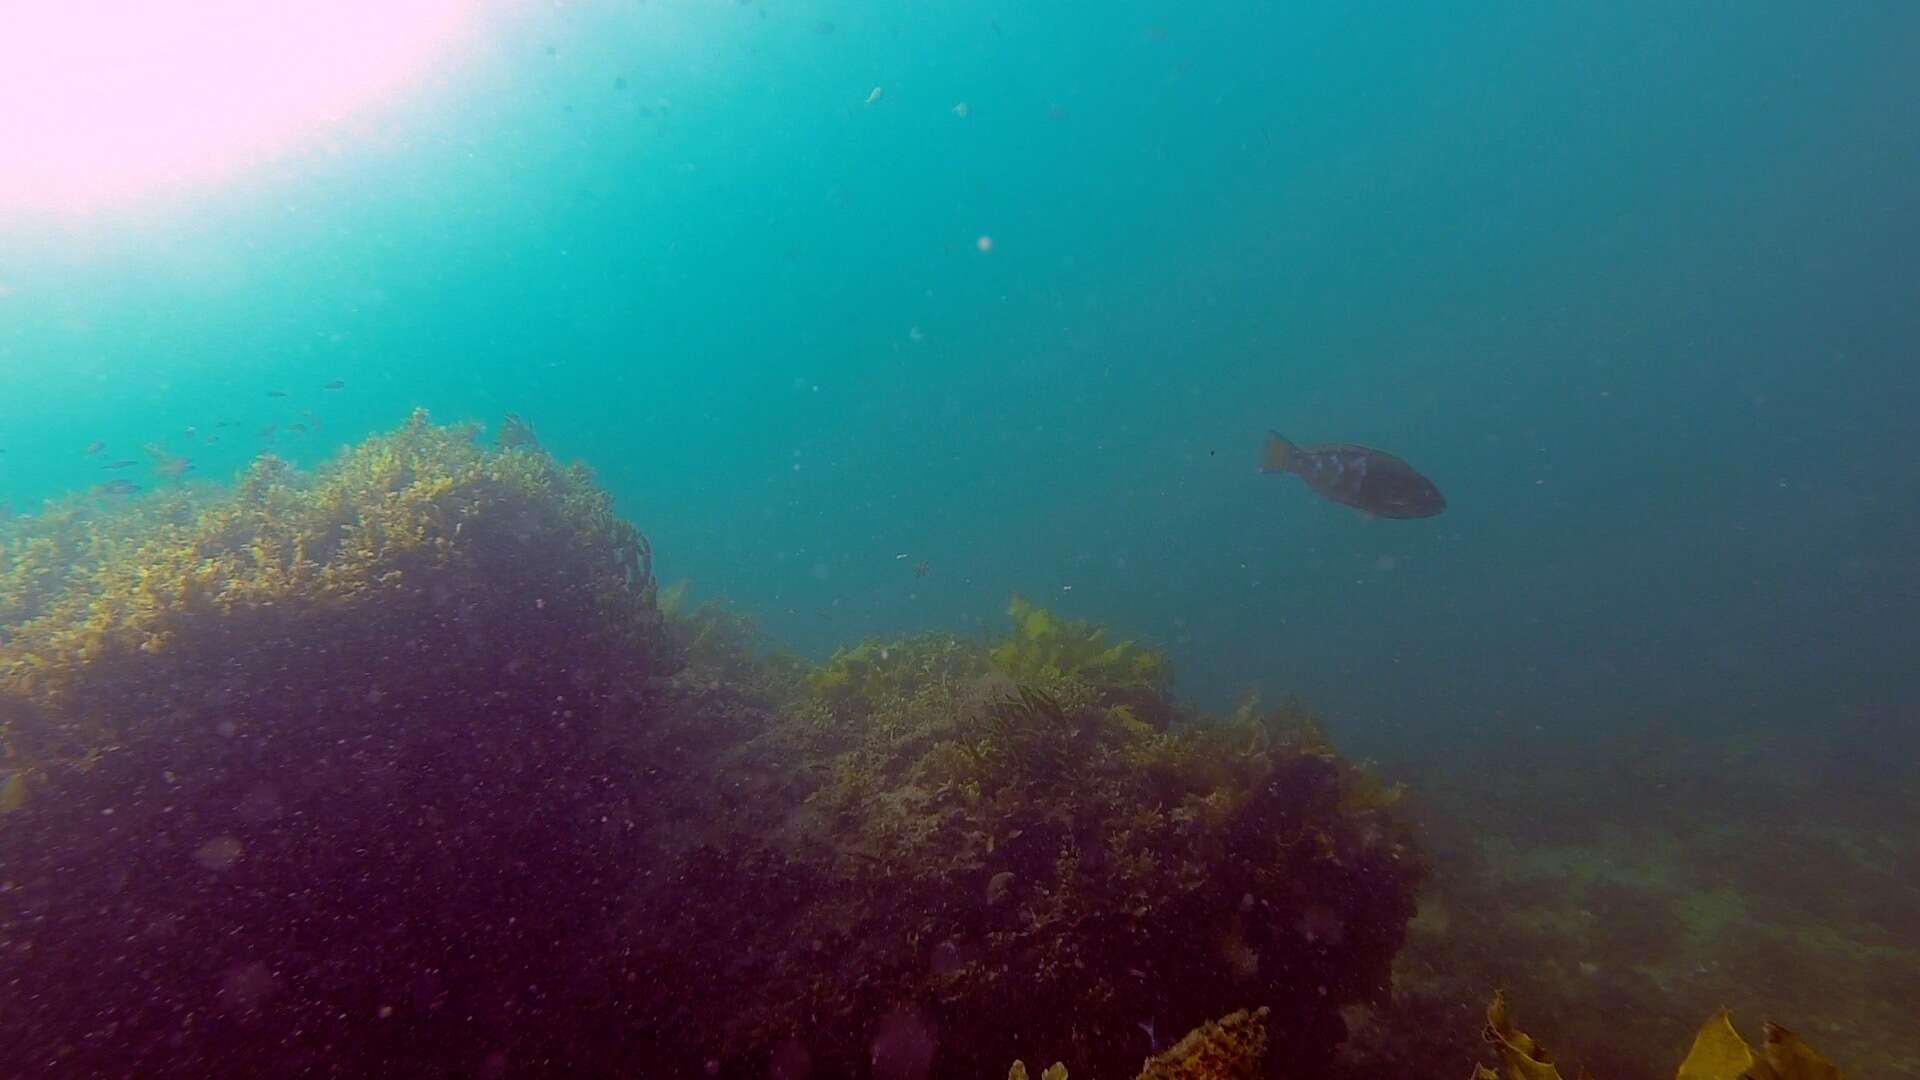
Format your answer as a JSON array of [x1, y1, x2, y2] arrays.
[[0, 414, 1425, 1077]]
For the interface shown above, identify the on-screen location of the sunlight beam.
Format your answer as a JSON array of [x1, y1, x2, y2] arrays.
[[0, 1, 473, 213]]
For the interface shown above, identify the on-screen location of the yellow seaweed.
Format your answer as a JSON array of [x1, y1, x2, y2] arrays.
[[1475, 996, 1843, 1080], [1676, 1011, 1843, 1080], [1676, 1010, 1758, 1080], [0, 768, 26, 812], [1482, 991, 1566, 1080]]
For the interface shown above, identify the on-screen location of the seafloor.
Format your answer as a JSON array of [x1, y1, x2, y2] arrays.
[[1, 415, 1912, 1078]]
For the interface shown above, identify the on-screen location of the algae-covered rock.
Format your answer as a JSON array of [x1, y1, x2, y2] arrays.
[[1137, 1006, 1270, 1080], [0, 412, 669, 1077], [620, 601, 1424, 1078]]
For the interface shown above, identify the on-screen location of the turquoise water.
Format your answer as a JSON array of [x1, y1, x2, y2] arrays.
[[4, 0, 1916, 762]]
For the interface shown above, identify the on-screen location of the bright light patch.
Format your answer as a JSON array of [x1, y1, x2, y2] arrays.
[[0, 1, 473, 212]]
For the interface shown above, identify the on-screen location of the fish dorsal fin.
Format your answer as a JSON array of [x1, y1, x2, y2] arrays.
[[1261, 431, 1296, 473]]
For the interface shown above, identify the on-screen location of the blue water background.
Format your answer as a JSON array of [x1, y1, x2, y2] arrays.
[[2, 1, 1916, 763]]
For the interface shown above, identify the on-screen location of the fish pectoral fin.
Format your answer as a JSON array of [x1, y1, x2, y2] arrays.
[[1261, 431, 1296, 473]]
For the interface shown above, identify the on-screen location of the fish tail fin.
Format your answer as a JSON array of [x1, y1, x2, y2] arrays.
[[1260, 431, 1296, 473]]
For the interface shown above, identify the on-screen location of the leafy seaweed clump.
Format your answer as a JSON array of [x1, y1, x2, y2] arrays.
[[619, 598, 1425, 1079], [0, 411, 669, 1077], [990, 593, 1178, 728]]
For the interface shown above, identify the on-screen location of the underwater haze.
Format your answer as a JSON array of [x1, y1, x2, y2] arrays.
[[3, 1, 1918, 1076]]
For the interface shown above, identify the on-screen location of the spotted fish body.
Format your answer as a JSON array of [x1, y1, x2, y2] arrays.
[[1261, 431, 1445, 518]]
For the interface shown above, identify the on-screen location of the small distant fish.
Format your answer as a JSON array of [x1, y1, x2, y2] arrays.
[[152, 456, 194, 478], [101, 460, 139, 470], [1260, 431, 1445, 519], [258, 424, 277, 440], [267, 389, 289, 398], [322, 380, 345, 390], [82, 440, 105, 456], [93, 479, 140, 496], [214, 419, 238, 428], [951, 101, 971, 119], [864, 85, 884, 107], [288, 423, 308, 435]]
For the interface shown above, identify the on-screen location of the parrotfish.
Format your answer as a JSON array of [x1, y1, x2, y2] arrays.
[[1260, 431, 1445, 519]]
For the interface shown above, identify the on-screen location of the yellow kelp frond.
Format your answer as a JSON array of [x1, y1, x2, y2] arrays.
[[1482, 991, 1565, 1080], [1475, 996, 1844, 1080], [1676, 1010, 1843, 1080], [1760, 1022, 1843, 1080], [1676, 1010, 1756, 1080]]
